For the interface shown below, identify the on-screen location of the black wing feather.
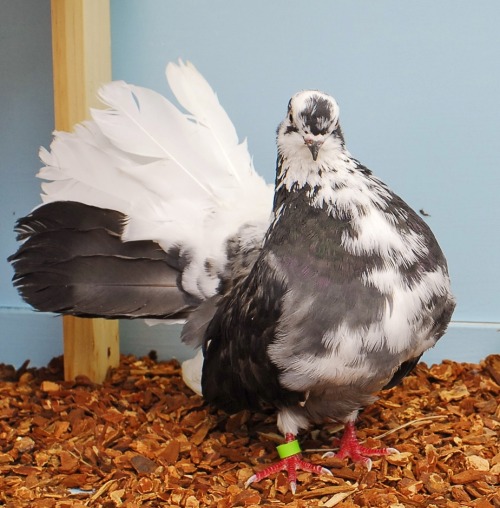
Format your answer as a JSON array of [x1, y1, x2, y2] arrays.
[[202, 253, 303, 413]]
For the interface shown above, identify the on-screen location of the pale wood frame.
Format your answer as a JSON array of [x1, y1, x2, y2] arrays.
[[51, 0, 119, 382]]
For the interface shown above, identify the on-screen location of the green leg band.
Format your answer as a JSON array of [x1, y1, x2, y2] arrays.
[[276, 439, 302, 459]]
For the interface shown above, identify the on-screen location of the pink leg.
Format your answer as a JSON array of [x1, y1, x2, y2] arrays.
[[245, 433, 331, 494], [328, 421, 398, 470]]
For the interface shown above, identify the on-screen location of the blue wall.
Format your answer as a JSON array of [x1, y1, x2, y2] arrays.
[[0, 1, 61, 366], [1, 0, 54, 308], [1, 1, 498, 367]]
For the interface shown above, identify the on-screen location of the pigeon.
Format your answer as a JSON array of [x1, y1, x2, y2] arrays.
[[9, 61, 456, 493]]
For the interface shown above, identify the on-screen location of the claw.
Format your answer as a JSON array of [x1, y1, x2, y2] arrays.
[[244, 474, 257, 489], [364, 457, 373, 472]]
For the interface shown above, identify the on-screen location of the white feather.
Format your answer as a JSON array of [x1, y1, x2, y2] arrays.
[[38, 60, 274, 300], [166, 60, 253, 184], [181, 349, 204, 396]]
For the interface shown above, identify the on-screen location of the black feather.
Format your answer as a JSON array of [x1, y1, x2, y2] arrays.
[[202, 252, 304, 413], [382, 355, 422, 390], [9, 201, 199, 318], [13, 201, 125, 239]]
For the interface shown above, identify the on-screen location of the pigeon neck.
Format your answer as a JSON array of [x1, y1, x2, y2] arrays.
[[273, 145, 387, 220]]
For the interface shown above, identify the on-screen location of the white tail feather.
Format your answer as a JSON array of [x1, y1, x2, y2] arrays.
[[166, 60, 251, 184], [38, 60, 273, 300], [95, 82, 219, 201]]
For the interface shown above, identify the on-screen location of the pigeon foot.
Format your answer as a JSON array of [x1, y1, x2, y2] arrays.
[[324, 421, 398, 471], [245, 434, 331, 494]]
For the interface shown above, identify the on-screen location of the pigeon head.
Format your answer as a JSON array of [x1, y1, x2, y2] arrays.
[[277, 91, 341, 162]]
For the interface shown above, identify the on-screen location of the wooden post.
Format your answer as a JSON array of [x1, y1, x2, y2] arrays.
[[51, 0, 120, 383]]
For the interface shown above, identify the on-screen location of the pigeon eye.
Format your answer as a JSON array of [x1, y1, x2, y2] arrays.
[[289, 113, 293, 123]]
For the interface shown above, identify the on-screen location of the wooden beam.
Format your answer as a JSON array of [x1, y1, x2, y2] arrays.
[[51, 0, 119, 383]]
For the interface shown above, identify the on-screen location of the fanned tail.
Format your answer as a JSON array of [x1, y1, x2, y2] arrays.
[[10, 60, 273, 390], [36, 60, 273, 301], [9, 202, 198, 319]]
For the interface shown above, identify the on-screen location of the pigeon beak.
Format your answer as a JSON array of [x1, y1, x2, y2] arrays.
[[304, 139, 323, 161]]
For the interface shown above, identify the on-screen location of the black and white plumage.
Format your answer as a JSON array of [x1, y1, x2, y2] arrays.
[[201, 90, 455, 487], [10, 61, 455, 491]]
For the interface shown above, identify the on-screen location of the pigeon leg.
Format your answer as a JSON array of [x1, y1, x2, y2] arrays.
[[325, 421, 398, 470], [245, 433, 331, 494]]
